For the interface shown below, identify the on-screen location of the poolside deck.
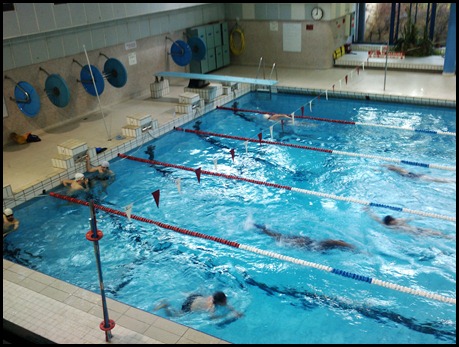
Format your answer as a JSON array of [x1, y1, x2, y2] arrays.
[[334, 44, 446, 72]]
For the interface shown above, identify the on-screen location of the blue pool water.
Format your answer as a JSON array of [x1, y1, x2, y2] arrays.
[[4, 92, 456, 344]]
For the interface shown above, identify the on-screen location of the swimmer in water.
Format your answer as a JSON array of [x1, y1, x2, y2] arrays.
[[383, 164, 455, 183], [263, 113, 292, 121], [62, 173, 89, 193], [364, 207, 455, 240], [154, 291, 243, 320], [254, 223, 355, 251], [3, 208, 20, 238]]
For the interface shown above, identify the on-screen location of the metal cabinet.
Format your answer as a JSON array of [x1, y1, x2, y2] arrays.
[[187, 22, 230, 73]]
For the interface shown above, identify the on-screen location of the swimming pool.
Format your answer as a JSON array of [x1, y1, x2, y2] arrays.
[[4, 92, 456, 344]]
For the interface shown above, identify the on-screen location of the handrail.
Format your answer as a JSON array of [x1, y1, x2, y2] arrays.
[[255, 57, 265, 80], [269, 63, 278, 81]]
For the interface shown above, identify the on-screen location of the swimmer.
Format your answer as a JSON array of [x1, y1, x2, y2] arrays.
[[383, 164, 455, 183], [62, 173, 89, 193], [154, 291, 243, 320], [254, 223, 355, 251], [231, 101, 239, 113], [3, 208, 20, 238], [145, 145, 156, 161], [263, 113, 292, 121], [86, 155, 115, 183], [364, 207, 455, 240]]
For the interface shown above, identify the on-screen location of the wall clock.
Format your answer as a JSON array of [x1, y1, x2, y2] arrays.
[[311, 7, 324, 21]]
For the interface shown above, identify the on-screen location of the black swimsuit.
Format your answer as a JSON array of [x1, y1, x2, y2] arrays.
[[181, 294, 202, 312], [406, 172, 421, 179]]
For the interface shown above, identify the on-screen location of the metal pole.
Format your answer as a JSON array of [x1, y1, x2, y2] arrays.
[[82, 45, 112, 141], [87, 200, 115, 342], [383, 42, 389, 91]]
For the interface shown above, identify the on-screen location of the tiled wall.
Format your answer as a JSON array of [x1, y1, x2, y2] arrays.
[[3, 3, 215, 71], [3, 3, 354, 71], [3, 4, 226, 145], [3, 3, 355, 145]]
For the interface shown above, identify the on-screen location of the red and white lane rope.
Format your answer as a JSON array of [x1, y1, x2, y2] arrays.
[[217, 106, 456, 137], [118, 153, 456, 222]]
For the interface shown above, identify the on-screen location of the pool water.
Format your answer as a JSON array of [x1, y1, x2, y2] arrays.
[[4, 92, 456, 344]]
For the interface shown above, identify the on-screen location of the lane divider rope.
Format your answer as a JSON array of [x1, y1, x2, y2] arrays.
[[118, 153, 456, 222], [48, 191, 456, 305], [217, 106, 456, 137], [174, 127, 456, 172]]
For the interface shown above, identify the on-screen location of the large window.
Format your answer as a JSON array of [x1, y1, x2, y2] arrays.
[[360, 3, 450, 47]]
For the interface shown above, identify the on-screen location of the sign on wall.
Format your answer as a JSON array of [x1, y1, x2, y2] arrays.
[[283, 23, 301, 52]]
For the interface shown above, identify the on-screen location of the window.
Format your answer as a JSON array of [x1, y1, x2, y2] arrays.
[[358, 3, 450, 47]]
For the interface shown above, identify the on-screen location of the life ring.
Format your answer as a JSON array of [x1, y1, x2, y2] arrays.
[[86, 229, 103, 241], [230, 27, 246, 56]]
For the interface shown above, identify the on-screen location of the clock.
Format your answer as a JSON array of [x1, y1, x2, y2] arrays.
[[311, 7, 324, 21]]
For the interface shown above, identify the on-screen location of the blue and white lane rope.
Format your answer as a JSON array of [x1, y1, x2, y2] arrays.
[[175, 127, 456, 172], [331, 152, 455, 171], [289, 187, 456, 222], [239, 244, 456, 305], [119, 154, 456, 223], [354, 122, 456, 136]]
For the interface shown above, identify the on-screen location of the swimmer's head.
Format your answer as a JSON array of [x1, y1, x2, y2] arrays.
[[263, 114, 270, 120], [4, 208, 13, 217], [75, 173, 85, 181], [101, 161, 109, 168], [213, 291, 227, 306], [383, 215, 396, 225]]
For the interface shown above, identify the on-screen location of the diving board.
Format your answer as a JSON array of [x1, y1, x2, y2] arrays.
[[155, 71, 278, 86]]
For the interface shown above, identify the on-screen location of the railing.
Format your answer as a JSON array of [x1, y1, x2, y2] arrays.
[[255, 57, 278, 97]]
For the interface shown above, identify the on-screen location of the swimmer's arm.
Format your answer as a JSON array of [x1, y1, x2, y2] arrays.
[[61, 179, 73, 187], [3, 223, 18, 237], [397, 217, 414, 225], [80, 179, 90, 190], [227, 304, 243, 317], [363, 207, 383, 224], [3, 230, 13, 238], [210, 305, 243, 320], [85, 156, 99, 173]]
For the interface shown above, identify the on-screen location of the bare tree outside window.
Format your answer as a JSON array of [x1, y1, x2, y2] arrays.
[[364, 3, 392, 43], [433, 3, 451, 47], [362, 3, 450, 51]]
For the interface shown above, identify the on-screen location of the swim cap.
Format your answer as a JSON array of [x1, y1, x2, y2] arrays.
[[75, 173, 85, 180], [101, 161, 109, 168], [383, 215, 395, 225], [213, 291, 227, 305], [263, 114, 270, 119], [4, 208, 13, 216]]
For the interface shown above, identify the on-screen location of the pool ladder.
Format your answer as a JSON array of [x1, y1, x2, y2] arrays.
[[255, 57, 278, 98]]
